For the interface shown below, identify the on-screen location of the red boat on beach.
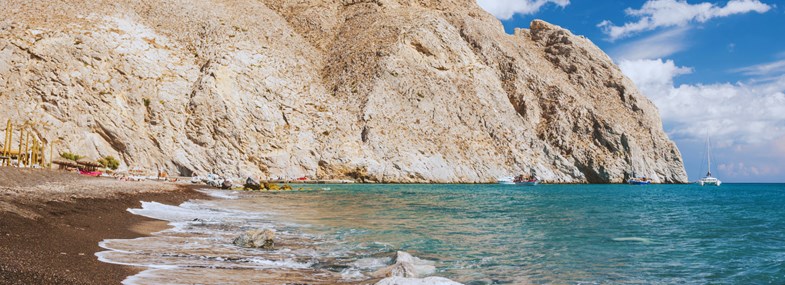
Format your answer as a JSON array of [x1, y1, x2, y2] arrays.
[[76, 159, 104, 177], [78, 169, 103, 177]]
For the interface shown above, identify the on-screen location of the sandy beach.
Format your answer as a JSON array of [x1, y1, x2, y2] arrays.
[[0, 168, 206, 285]]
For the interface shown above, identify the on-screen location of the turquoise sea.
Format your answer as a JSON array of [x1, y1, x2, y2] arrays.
[[99, 184, 785, 284]]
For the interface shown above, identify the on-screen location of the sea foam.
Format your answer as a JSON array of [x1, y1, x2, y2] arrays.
[[611, 237, 652, 244], [98, 193, 462, 285], [198, 188, 240, 200]]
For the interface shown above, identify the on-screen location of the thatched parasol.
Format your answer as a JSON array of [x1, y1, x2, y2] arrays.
[[52, 159, 79, 168], [77, 159, 102, 168]]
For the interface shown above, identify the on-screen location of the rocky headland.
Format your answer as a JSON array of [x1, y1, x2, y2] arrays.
[[0, 0, 687, 183]]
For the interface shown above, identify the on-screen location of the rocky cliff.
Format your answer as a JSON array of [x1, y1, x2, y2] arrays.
[[0, 0, 688, 183]]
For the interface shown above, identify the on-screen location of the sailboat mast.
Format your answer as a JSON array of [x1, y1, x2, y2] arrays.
[[707, 135, 712, 176]]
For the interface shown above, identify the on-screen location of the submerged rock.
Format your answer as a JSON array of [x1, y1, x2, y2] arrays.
[[232, 229, 275, 249], [263, 183, 281, 191], [373, 251, 436, 278]]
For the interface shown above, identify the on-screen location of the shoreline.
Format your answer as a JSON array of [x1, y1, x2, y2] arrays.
[[0, 168, 208, 285], [259, 181, 691, 186]]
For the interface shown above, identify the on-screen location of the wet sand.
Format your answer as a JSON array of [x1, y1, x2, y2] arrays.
[[0, 168, 207, 285]]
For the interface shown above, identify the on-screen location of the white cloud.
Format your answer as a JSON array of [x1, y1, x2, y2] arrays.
[[621, 58, 785, 181], [776, 136, 785, 154], [619, 59, 692, 90], [477, 0, 570, 20], [733, 59, 785, 76], [715, 138, 785, 180], [599, 0, 772, 40], [612, 27, 690, 60], [718, 161, 780, 177], [619, 58, 785, 146]]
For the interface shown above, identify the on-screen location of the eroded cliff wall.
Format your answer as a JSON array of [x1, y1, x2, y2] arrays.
[[0, 0, 687, 183]]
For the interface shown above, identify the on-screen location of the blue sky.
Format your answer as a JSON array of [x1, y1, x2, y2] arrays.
[[477, 0, 785, 182]]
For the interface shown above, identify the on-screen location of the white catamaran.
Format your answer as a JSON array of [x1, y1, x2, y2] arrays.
[[697, 135, 721, 186]]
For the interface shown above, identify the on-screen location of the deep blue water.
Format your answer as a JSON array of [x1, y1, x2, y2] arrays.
[[260, 183, 785, 284]]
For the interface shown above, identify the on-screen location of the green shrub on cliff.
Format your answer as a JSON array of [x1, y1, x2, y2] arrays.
[[97, 156, 120, 170], [60, 152, 84, 161]]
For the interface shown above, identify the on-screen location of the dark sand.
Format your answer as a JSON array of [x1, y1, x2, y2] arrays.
[[0, 168, 207, 285]]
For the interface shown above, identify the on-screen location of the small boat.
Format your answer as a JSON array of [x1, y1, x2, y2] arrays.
[[513, 175, 540, 186], [697, 175, 721, 186], [518, 179, 539, 186], [627, 177, 651, 185], [497, 176, 515, 184], [77, 159, 103, 177], [696, 135, 721, 186], [78, 169, 103, 177]]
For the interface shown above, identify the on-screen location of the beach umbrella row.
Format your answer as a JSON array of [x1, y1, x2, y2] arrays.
[[52, 159, 79, 168]]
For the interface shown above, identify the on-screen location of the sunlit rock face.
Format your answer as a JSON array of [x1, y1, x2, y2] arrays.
[[0, 0, 687, 183]]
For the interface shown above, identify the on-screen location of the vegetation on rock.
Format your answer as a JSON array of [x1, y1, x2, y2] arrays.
[[60, 152, 84, 161], [97, 156, 120, 170]]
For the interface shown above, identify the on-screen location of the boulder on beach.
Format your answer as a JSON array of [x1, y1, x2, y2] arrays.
[[373, 251, 436, 278], [374, 276, 463, 285], [244, 177, 261, 190], [232, 229, 275, 249]]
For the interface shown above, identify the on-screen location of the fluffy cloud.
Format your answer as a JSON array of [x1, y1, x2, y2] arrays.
[[599, 0, 772, 40], [477, 0, 570, 20], [619, 59, 692, 91], [776, 136, 785, 155], [621, 58, 785, 180], [619, 58, 785, 145], [718, 161, 781, 177], [611, 27, 690, 60]]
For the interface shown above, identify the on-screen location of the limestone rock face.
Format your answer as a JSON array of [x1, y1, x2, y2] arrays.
[[0, 0, 687, 183]]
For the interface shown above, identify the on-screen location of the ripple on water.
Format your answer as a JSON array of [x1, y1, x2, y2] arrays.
[[99, 184, 785, 284]]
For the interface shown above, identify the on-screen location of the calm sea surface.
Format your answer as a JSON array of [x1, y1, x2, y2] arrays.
[[100, 184, 785, 284]]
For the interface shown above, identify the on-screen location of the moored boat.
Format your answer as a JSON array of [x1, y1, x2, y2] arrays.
[[696, 135, 721, 186], [518, 179, 539, 186], [497, 176, 515, 184], [513, 175, 539, 186], [627, 177, 651, 185], [697, 175, 721, 186]]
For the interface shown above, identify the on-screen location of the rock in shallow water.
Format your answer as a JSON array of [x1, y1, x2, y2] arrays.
[[372, 252, 462, 284], [232, 229, 275, 249], [373, 251, 436, 278]]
